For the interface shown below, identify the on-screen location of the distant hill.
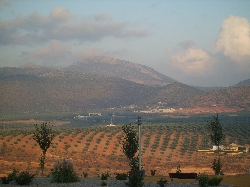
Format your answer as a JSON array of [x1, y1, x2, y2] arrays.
[[0, 56, 249, 114], [192, 79, 250, 92], [64, 56, 176, 86], [180, 86, 250, 111], [232, 79, 250, 87], [0, 67, 201, 113]]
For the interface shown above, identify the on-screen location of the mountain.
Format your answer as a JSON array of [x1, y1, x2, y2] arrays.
[[180, 85, 250, 111], [233, 79, 250, 87], [0, 56, 249, 114], [0, 67, 201, 113], [64, 56, 176, 86], [193, 79, 250, 92]]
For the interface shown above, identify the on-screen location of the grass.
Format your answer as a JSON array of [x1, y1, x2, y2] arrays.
[[144, 174, 250, 187]]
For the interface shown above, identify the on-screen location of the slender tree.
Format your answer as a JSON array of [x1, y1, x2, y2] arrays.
[[208, 114, 224, 154], [208, 114, 225, 175], [121, 124, 144, 187], [33, 122, 55, 174]]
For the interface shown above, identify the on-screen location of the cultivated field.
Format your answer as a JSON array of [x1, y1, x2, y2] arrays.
[[0, 122, 250, 179]]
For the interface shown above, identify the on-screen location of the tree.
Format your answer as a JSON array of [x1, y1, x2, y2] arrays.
[[208, 114, 225, 175], [121, 124, 144, 187], [121, 124, 138, 160], [208, 114, 224, 153], [33, 122, 55, 174], [211, 158, 223, 175]]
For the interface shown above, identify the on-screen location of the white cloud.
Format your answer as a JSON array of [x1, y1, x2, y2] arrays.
[[167, 42, 214, 76], [215, 15, 250, 66], [21, 41, 130, 67], [0, 7, 149, 46], [49, 7, 71, 21], [74, 48, 129, 59], [166, 15, 250, 81], [21, 40, 72, 66], [31, 40, 71, 58]]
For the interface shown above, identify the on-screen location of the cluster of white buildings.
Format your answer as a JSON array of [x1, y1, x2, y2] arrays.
[[199, 143, 249, 154], [140, 107, 176, 113]]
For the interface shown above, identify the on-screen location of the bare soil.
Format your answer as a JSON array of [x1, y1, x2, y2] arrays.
[[1, 125, 250, 180]]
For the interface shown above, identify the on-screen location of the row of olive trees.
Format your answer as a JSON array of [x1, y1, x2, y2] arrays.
[[32, 114, 224, 179]]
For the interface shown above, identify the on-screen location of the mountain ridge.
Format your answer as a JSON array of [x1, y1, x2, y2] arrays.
[[0, 56, 249, 113], [65, 56, 177, 86]]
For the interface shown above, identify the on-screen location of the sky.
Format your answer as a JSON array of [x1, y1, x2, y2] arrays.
[[0, 0, 250, 87]]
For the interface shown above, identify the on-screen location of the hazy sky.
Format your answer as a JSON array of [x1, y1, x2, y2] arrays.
[[0, 0, 250, 87]]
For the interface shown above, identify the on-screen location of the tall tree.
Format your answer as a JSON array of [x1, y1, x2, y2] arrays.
[[208, 114, 225, 175], [208, 114, 224, 153], [121, 124, 144, 187], [33, 122, 55, 174]]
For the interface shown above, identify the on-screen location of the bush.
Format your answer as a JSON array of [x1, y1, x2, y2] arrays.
[[101, 172, 110, 180], [8, 169, 18, 181], [1, 177, 10, 184], [15, 171, 35, 186], [208, 176, 223, 186], [176, 166, 181, 173], [198, 173, 223, 187], [101, 180, 107, 186], [197, 173, 209, 187], [50, 158, 79, 183], [150, 169, 156, 176], [83, 172, 88, 178], [115, 173, 128, 180], [157, 178, 167, 187]]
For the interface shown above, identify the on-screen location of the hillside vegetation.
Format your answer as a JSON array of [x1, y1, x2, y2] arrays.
[[180, 86, 250, 111], [0, 66, 250, 114], [0, 68, 202, 113], [65, 56, 176, 86]]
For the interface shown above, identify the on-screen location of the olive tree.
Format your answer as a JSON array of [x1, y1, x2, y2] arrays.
[[33, 122, 55, 174]]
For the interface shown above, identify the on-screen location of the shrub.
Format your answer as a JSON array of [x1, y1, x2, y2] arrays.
[[15, 171, 35, 186], [157, 178, 167, 187], [115, 173, 128, 180], [50, 158, 79, 183], [150, 169, 156, 176], [1, 177, 10, 184], [83, 172, 88, 178], [101, 172, 110, 180], [8, 169, 18, 181], [197, 173, 209, 187], [176, 166, 181, 173], [101, 180, 107, 186], [208, 176, 223, 186]]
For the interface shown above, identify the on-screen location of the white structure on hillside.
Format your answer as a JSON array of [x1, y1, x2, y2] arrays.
[[140, 108, 176, 113], [212, 145, 224, 151], [106, 118, 115, 127]]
